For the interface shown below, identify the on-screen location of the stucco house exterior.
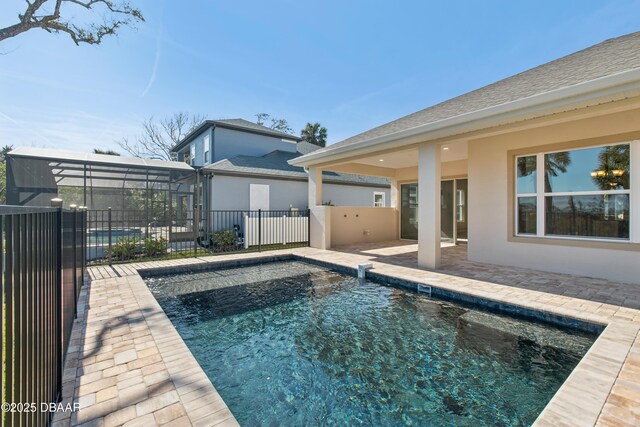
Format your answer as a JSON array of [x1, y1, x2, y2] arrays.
[[171, 119, 390, 211], [290, 31, 640, 284]]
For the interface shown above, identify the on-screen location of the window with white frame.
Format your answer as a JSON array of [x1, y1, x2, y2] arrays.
[[515, 141, 635, 240], [204, 134, 210, 164], [373, 192, 385, 207], [190, 143, 196, 165]]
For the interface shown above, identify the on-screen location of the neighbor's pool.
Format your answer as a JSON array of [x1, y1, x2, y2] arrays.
[[146, 261, 596, 426], [86, 228, 142, 245]]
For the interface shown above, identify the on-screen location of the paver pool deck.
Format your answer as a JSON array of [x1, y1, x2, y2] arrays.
[[54, 243, 640, 426]]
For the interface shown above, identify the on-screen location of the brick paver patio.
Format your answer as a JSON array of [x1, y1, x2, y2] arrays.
[[55, 245, 640, 426], [333, 241, 640, 309]]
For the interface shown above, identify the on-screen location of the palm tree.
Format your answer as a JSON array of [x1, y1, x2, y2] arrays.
[[301, 122, 327, 147]]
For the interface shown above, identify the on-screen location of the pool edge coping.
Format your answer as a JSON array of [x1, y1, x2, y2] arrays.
[[114, 248, 640, 426]]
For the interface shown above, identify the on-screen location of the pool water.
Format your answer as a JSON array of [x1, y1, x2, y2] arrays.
[[146, 261, 596, 426]]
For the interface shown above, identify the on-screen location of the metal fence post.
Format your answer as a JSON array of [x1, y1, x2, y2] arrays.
[[50, 198, 64, 399], [108, 207, 113, 266], [258, 209, 262, 252], [70, 204, 78, 318], [80, 206, 87, 285], [194, 207, 200, 257]]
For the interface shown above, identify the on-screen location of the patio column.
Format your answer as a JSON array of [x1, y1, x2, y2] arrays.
[[308, 167, 331, 249], [418, 142, 441, 269], [308, 166, 322, 207], [390, 178, 399, 209]]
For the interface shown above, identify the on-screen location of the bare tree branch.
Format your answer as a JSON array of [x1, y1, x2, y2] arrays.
[[119, 112, 205, 161], [0, 0, 144, 45]]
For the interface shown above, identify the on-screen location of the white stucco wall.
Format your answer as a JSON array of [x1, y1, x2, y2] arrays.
[[467, 106, 640, 284], [330, 206, 398, 246], [209, 175, 391, 211]]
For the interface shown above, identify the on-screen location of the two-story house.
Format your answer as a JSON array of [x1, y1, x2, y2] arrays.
[[171, 119, 390, 212]]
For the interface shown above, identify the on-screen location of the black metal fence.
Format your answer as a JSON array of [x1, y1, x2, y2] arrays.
[[86, 208, 310, 265], [1, 206, 86, 427]]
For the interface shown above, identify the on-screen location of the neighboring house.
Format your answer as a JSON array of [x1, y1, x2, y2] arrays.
[[203, 146, 389, 211], [171, 119, 391, 210], [172, 118, 301, 167], [290, 31, 640, 283]]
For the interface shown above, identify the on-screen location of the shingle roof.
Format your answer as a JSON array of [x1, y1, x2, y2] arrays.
[[296, 140, 322, 155], [314, 31, 640, 155], [213, 118, 301, 140], [203, 150, 389, 186], [172, 118, 301, 152]]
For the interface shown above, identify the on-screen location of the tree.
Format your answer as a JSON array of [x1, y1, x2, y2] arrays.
[[301, 122, 327, 147], [93, 148, 120, 156], [0, 1, 144, 45], [119, 112, 205, 161], [0, 145, 13, 204], [591, 145, 630, 190], [0, 145, 13, 163], [254, 113, 294, 134]]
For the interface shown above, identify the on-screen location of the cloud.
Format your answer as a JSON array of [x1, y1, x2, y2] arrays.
[[142, 24, 163, 97]]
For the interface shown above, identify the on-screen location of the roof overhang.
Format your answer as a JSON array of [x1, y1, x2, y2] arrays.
[[290, 67, 640, 167]]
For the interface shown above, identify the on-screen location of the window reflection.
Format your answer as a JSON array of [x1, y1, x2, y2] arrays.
[[517, 197, 536, 235], [516, 156, 536, 194], [545, 144, 629, 193], [545, 194, 629, 239]]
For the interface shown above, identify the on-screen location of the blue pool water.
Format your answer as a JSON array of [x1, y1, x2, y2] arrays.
[[146, 261, 596, 426]]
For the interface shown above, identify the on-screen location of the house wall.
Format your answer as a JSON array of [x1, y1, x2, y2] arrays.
[[468, 105, 640, 283], [209, 175, 391, 210], [176, 126, 298, 167], [212, 128, 297, 163]]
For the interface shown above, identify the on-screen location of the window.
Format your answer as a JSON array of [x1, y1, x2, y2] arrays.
[[204, 134, 210, 164], [373, 192, 385, 207], [515, 142, 634, 240], [190, 144, 196, 165], [515, 155, 537, 235]]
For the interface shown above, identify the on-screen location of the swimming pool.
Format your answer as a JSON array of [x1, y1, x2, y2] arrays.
[[146, 261, 597, 426]]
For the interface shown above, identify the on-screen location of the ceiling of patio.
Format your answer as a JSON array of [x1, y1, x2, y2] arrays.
[[352, 140, 468, 169]]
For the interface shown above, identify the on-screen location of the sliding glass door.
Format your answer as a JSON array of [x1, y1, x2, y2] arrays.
[[400, 179, 468, 243], [400, 183, 419, 240]]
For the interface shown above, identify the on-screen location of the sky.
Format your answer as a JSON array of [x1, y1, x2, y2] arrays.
[[1, 0, 639, 154]]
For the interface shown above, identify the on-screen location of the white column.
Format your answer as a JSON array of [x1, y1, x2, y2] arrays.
[[418, 142, 441, 269], [308, 167, 322, 207], [308, 167, 330, 249], [389, 178, 399, 209]]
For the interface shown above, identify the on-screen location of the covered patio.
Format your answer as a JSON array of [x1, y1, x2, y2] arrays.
[[302, 140, 468, 270]]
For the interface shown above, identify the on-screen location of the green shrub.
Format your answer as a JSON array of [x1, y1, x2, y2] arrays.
[[110, 237, 139, 260], [212, 229, 236, 247], [144, 237, 168, 257]]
